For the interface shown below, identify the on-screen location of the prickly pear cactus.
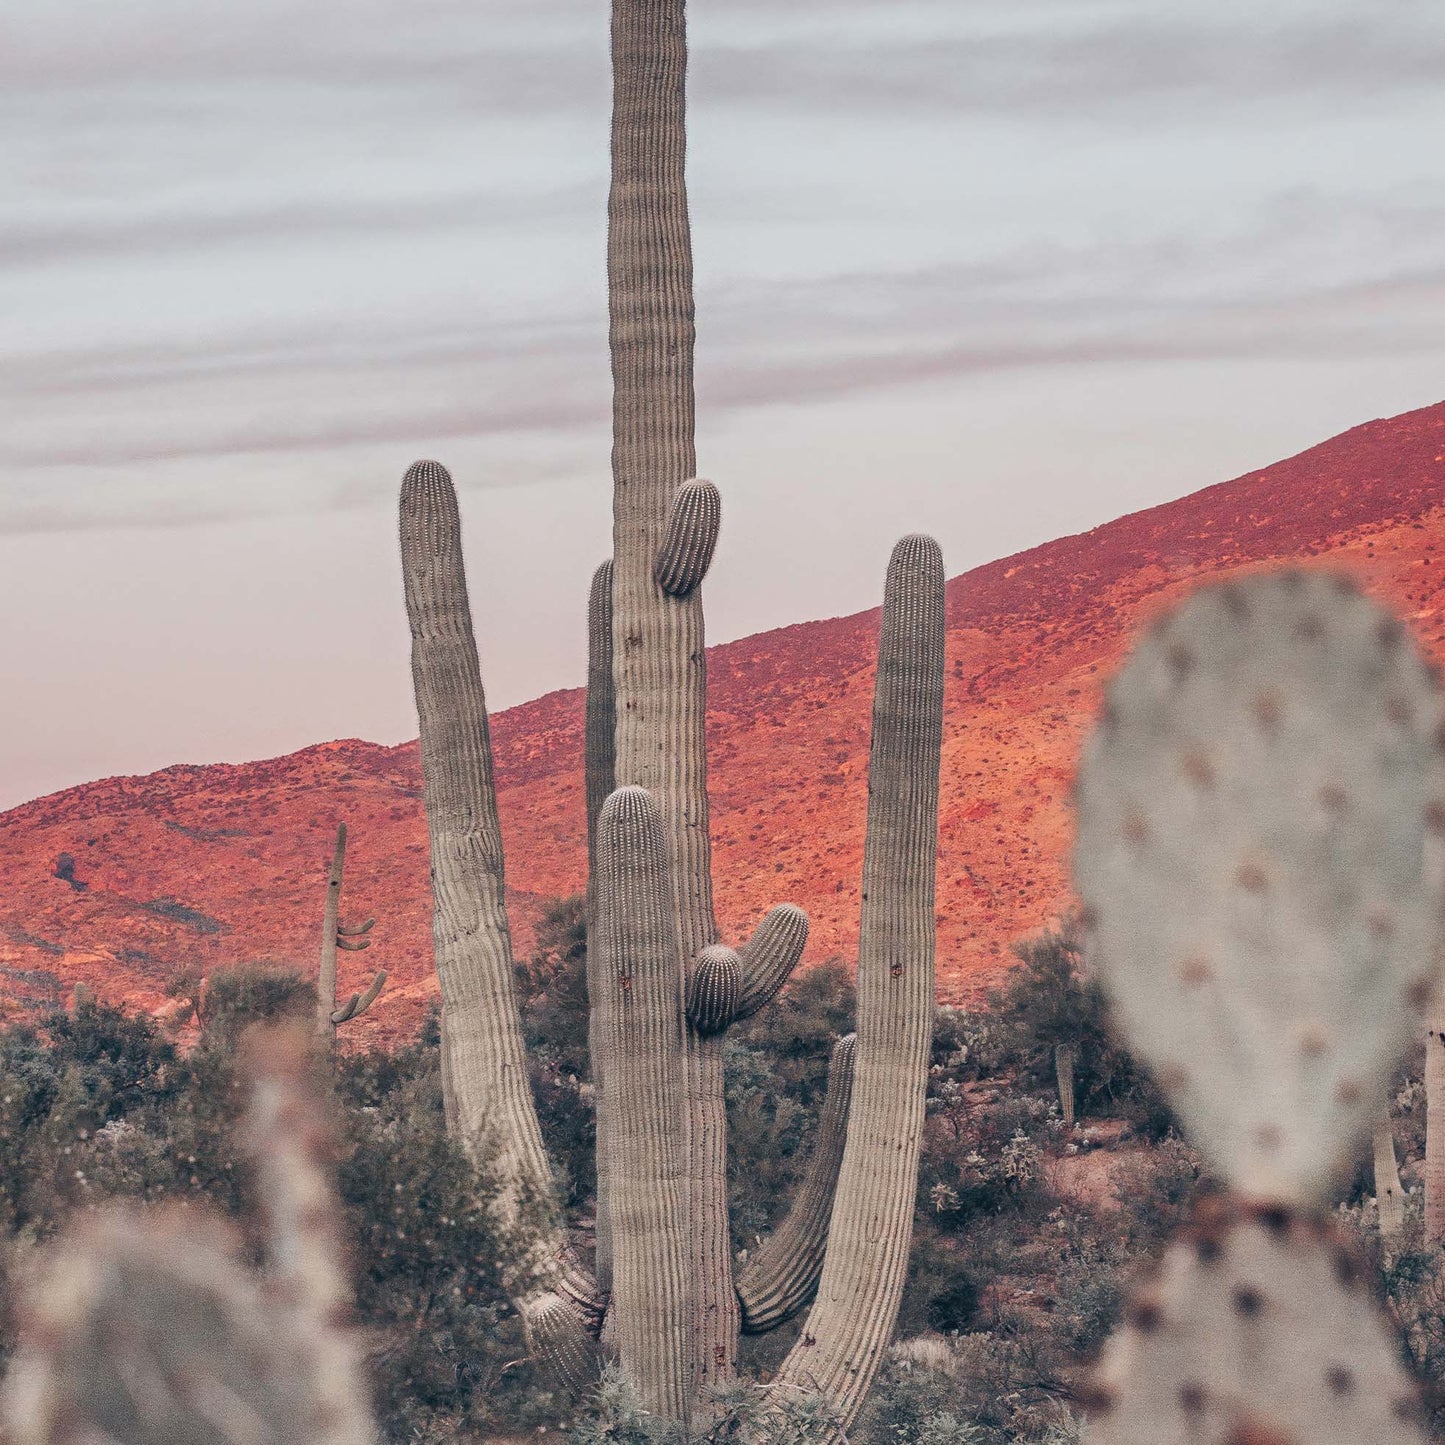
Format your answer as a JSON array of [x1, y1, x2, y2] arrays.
[[1074, 569, 1442, 1445], [1086, 1199, 1424, 1443], [1075, 570, 1445, 1203]]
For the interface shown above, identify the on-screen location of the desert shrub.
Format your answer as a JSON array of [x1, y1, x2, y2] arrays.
[[985, 920, 1171, 1135], [0, 964, 545, 1442], [515, 895, 598, 1211]]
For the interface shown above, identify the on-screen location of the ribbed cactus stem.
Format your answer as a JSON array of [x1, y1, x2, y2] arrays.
[[609, 0, 736, 1405], [736, 904, 810, 1020], [1374, 1111, 1405, 1238], [595, 786, 692, 1420], [1056, 1042, 1076, 1127], [401, 460, 555, 1232], [738, 1034, 856, 1334], [586, 558, 618, 1294], [317, 823, 346, 1036], [655, 479, 721, 596], [769, 534, 945, 1434], [687, 945, 741, 1034]]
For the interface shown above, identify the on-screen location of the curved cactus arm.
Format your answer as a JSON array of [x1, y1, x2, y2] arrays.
[[519, 1289, 602, 1396], [337, 917, 375, 937], [331, 969, 387, 1026], [686, 945, 742, 1034], [336, 935, 372, 952], [1085, 1205, 1425, 1444], [594, 785, 692, 1421], [585, 559, 618, 1296], [738, 1033, 855, 1335], [654, 479, 721, 597], [768, 535, 945, 1434], [317, 823, 347, 1035], [1073, 570, 1445, 1206], [735, 904, 810, 1021], [400, 459, 560, 1246]]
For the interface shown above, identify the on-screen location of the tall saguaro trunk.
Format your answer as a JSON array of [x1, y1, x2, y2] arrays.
[[607, 0, 737, 1401]]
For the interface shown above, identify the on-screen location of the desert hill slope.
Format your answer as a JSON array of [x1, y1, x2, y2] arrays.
[[3, 401, 1444, 1045]]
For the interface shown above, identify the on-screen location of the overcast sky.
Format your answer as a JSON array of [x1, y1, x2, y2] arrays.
[[3, 0, 1444, 810]]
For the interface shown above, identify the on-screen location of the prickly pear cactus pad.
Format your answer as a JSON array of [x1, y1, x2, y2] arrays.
[[1074, 570, 1445, 1204], [1086, 1201, 1426, 1445]]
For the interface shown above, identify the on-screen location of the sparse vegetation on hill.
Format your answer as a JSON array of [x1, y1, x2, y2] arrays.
[[3, 903, 1440, 1440]]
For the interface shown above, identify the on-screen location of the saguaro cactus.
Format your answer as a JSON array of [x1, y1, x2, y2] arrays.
[[316, 822, 385, 1039], [398, 0, 944, 1426], [1072, 569, 1443, 1443]]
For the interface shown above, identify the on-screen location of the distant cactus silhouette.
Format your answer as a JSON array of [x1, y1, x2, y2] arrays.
[[316, 822, 384, 1038], [2, 1026, 376, 1445], [1073, 569, 1442, 1443]]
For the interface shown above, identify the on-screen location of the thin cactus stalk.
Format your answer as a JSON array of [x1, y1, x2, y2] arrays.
[[1374, 1110, 1406, 1239], [586, 558, 618, 1295], [1056, 1042, 1076, 1127], [1073, 569, 1443, 1444], [764, 534, 945, 1436], [317, 823, 384, 1038], [737, 1034, 856, 1334], [2, 1025, 376, 1445], [1426, 1003, 1445, 1242]]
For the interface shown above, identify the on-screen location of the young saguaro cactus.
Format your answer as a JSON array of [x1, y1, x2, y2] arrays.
[[316, 822, 385, 1039], [1073, 569, 1443, 1444]]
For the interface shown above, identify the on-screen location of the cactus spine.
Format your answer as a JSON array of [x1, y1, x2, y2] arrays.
[[1073, 570, 1442, 1443]]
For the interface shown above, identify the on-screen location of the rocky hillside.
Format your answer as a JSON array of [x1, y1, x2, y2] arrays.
[[3, 401, 1444, 1046]]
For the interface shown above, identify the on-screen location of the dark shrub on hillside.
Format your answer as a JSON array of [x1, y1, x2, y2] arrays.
[[0, 964, 544, 1442], [985, 919, 1172, 1134]]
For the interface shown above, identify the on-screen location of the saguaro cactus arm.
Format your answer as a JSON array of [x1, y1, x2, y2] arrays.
[[331, 969, 387, 1026], [401, 460, 555, 1217], [737, 1033, 856, 1334], [594, 785, 692, 1421], [654, 478, 721, 597], [586, 559, 618, 1295], [767, 534, 945, 1434], [736, 904, 810, 1020]]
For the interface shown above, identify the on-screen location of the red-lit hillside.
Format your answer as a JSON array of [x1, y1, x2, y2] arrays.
[[3, 401, 1445, 1046]]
